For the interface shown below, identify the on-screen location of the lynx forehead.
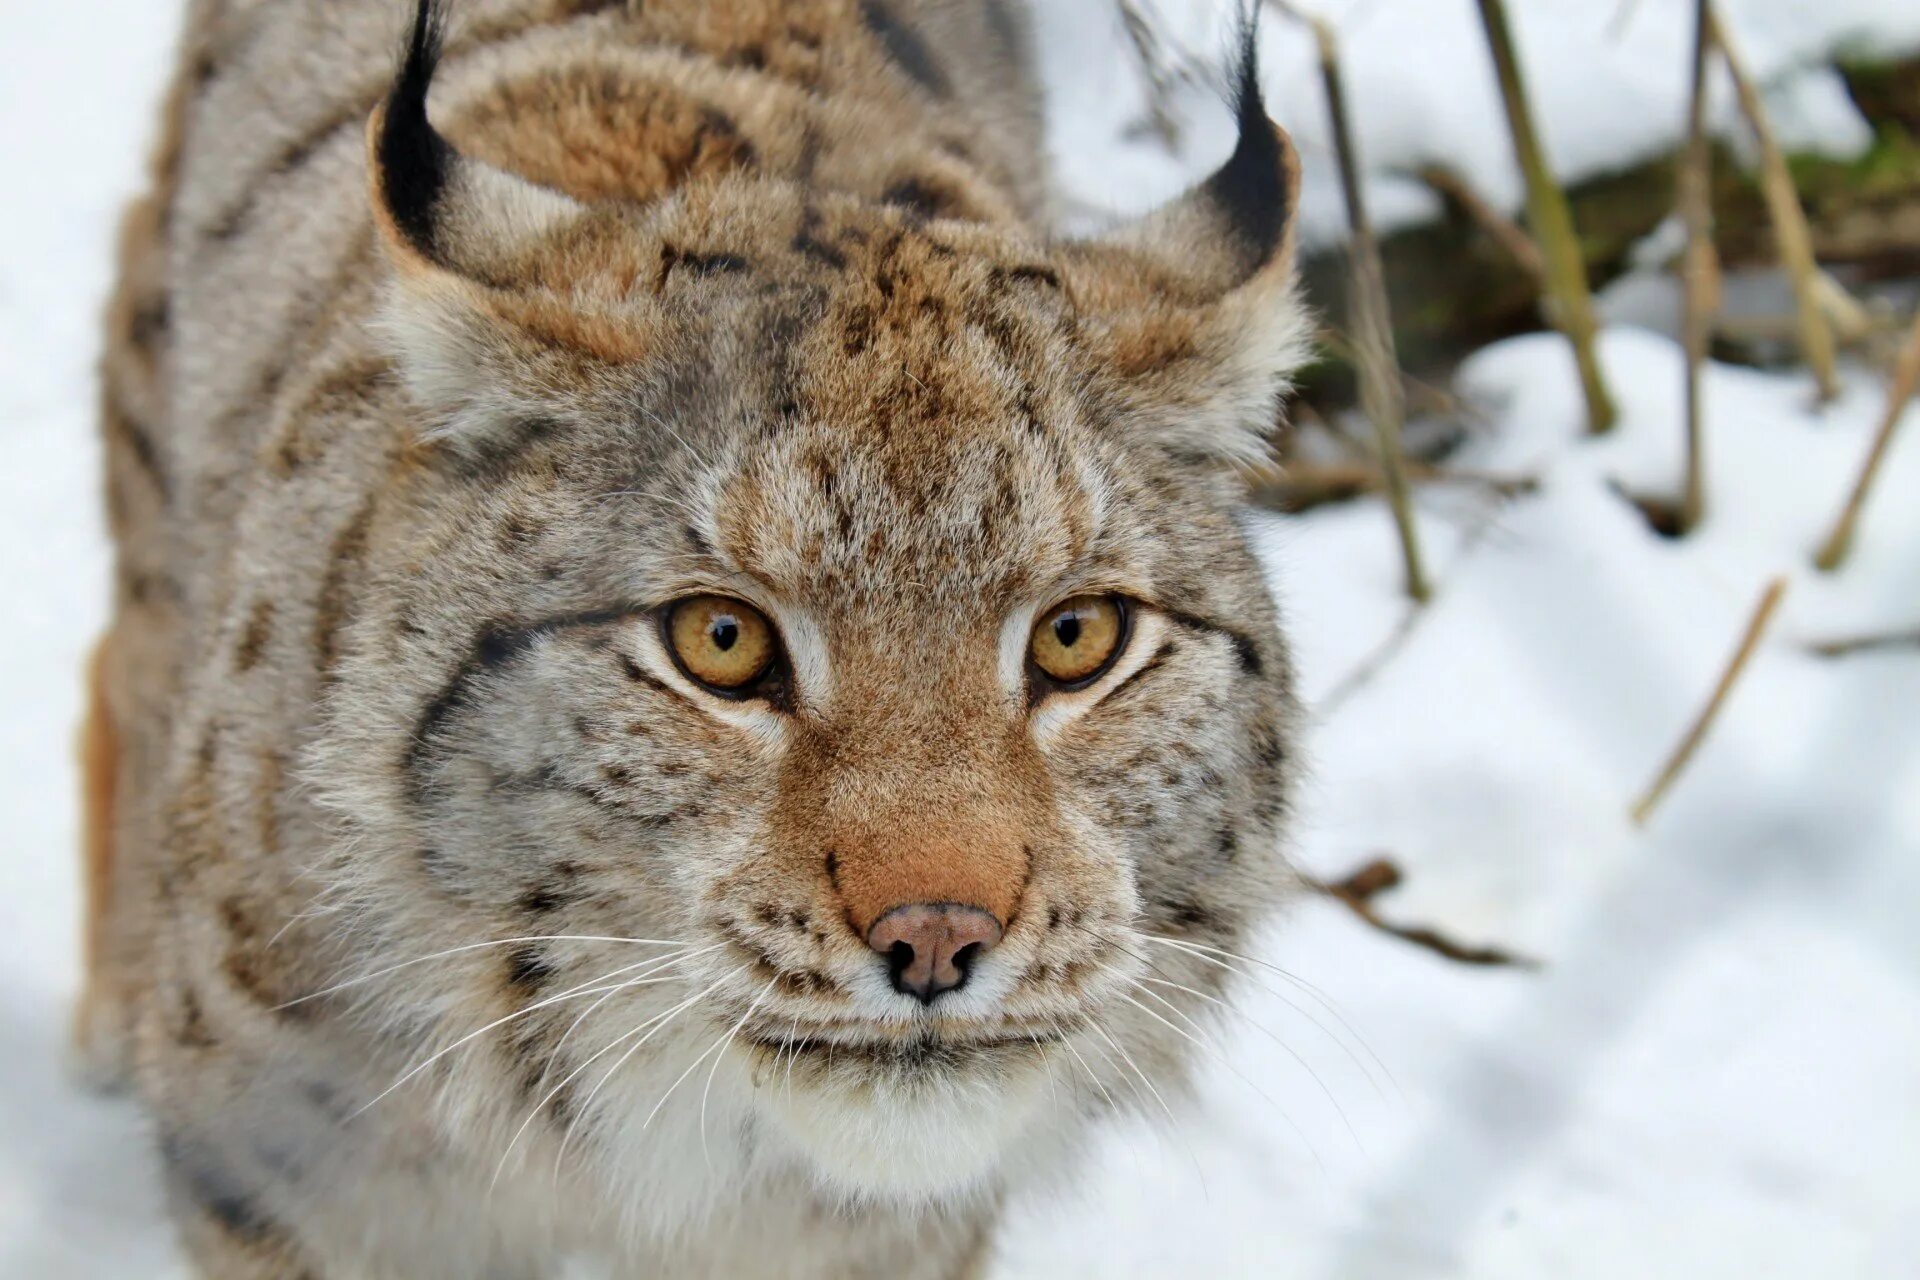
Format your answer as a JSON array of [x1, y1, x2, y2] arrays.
[[81, 1, 1309, 1274]]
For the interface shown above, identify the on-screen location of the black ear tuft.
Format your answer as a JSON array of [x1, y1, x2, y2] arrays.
[[377, 0, 455, 260], [1202, 9, 1290, 270]]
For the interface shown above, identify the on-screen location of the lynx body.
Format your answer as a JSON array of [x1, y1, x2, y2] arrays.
[[81, 1, 1309, 1274]]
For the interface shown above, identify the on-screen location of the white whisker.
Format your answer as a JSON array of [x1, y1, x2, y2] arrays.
[[1138, 933, 1397, 1101], [556, 966, 748, 1175], [1084, 1015, 1209, 1188], [1085, 1018, 1177, 1130], [1056, 1024, 1121, 1117], [1119, 984, 1328, 1175], [352, 951, 693, 1118], [696, 979, 780, 1166], [1137, 973, 1363, 1150], [539, 945, 720, 1091], [487, 952, 718, 1192], [280, 934, 686, 1011], [780, 1014, 803, 1108]]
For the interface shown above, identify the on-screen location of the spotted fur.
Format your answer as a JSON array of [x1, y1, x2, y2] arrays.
[[81, 1, 1309, 1275]]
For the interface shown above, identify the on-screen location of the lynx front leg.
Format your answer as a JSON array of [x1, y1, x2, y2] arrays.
[[72, 637, 132, 1089]]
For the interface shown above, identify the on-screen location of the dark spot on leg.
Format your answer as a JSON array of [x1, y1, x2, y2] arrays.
[[792, 209, 847, 269], [882, 177, 957, 221], [1001, 263, 1060, 290]]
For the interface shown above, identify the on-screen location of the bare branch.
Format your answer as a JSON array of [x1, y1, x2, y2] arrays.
[[1807, 628, 1920, 658], [1710, 5, 1839, 402], [1271, 4, 1431, 600], [1247, 461, 1539, 513], [1116, 0, 1192, 151], [1306, 858, 1540, 969], [1418, 163, 1547, 287], [1630, 577, 1788, 826], [1677, 0, 1717, 534], [1815, 308, 1920, 571]]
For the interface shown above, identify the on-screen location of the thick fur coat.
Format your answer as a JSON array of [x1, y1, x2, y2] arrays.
[[80, 1, 1311, 1275]]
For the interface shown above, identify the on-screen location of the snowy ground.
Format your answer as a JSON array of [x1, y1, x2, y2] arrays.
[[5, 2, 1918, 1277]]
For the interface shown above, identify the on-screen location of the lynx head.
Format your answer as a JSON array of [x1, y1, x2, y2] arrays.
[[321, 0, 1305, 1208]]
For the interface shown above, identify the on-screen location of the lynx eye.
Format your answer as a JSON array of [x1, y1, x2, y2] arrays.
[[665, 595, 778, 694], [1030, 595, 1129, 688]]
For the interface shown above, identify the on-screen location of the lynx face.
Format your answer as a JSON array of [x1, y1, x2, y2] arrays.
[[316, 8, 1306, 1205]]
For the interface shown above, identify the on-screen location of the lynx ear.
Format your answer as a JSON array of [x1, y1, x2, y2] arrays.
[[1104, 33, 1301, 294], [1064, 31, 1309, 468], [367, 0, 582, 281], [369, 0, 603, 449]]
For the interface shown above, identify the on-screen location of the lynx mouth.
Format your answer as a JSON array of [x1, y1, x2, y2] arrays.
[[741, 1021, 1068, 1074]]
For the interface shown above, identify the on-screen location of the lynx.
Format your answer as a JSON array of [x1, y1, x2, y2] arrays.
[[80, 0, 1309, 1274]]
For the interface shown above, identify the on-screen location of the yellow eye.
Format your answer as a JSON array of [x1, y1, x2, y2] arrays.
[[666, 596, 778, 693], [1030, 595, 1128, 687]]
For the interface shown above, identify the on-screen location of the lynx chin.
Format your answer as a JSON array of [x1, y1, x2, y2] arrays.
[[79, 0, 1310, 1274]]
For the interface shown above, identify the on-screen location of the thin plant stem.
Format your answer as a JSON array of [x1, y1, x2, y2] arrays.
[[1807, 628, 1920, 658], [1709, 4, 1838, 402], [1474, 0, 1618, 435], [1630, 577, 1788, 826], [1280, 6, 1430, 600], [1418, 163, 1546, 287], [1677, 0, 1717, 534], [1814, 309, 1920, 571]]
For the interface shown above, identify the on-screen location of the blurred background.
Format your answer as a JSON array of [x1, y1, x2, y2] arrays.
[[3, 0, 1917, 1275]]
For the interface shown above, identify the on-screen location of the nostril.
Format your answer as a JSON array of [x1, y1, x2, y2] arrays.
[[950, 940, 984, 980], [885, 939, 916, 987]]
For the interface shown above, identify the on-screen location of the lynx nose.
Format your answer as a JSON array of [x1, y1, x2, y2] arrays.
[[865, 903, 1004, 1004]]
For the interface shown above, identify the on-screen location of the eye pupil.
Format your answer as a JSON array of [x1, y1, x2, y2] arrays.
[[1054, 616, 1081, 648], [711, 619, 738, 652]]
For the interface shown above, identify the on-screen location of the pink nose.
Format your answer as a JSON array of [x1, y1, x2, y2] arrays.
[[865, 903, 1004, 1004]]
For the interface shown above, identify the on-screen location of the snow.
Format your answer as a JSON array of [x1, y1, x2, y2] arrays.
[[1036, 0, 1920, 241], [5, 2, 1918, 1277]]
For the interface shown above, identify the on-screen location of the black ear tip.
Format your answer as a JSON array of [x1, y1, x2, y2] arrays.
[[1206, 6, 1291, 270], [1233, 4, 1266, 129], [377, 0, 454, 258]]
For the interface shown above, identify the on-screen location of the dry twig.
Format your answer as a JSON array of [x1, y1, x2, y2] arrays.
[[1311, 325, 1487, 427], [1247, 461, 1538, 513], [1272, 3, 1431, 600], [1307, 858, 1540, 969], [1815, 309, 1920, 571], [1417, 163, 1547, 287], [1710, 5, 1839, 402], [1630, 577, 1788, 826], [1677, 0, 1718, 535], [1474, 0, 1618, 435], [1807, 629, 1920, 658], [1116, 0, 1190, 151]]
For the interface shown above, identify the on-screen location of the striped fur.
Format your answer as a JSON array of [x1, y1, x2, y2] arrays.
[[83, 2, 1309, 1275]]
